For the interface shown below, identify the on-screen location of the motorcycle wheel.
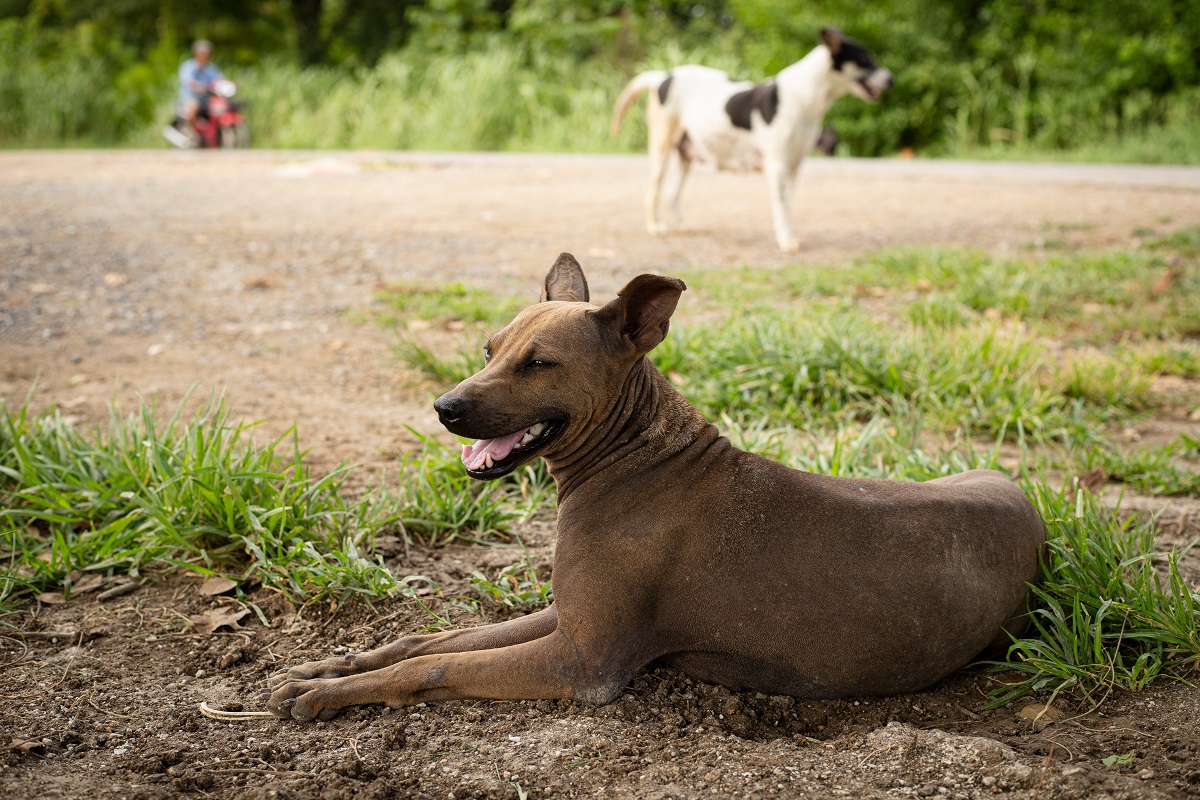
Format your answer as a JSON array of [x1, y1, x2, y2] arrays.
[[221, 124, 251, 149]]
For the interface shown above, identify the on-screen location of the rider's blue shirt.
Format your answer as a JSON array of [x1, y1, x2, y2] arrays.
[[178, 59, 223, 102]]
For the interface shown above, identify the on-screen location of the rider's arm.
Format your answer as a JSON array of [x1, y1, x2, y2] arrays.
[[180, 61, 204, 95]]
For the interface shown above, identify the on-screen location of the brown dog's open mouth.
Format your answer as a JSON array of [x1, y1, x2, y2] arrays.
[[460, 420, 562, 479], [859, 80, 883, 101]]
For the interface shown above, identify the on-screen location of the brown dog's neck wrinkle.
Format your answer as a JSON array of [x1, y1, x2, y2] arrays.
[[548, 357, 714, 502]]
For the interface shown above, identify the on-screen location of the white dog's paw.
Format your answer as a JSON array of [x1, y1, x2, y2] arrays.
[[777, 238, 800, 253], [647, 222, 669, 236]]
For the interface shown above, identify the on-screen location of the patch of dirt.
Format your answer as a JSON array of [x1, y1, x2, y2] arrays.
[[3, 151, 1200, 799]]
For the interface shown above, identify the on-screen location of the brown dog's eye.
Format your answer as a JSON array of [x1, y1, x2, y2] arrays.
[[524, 359, 555, 371], [484, 347, 492, 363]]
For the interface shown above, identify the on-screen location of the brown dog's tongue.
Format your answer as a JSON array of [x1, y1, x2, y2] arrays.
[[461, 428, 528, 470]]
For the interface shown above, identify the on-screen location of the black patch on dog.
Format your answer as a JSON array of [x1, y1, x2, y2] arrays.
[[830, 36, 878, 73], [724, 82, 779, 130], [657, 74, 673, 105]]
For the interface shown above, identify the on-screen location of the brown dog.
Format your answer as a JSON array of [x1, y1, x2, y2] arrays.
[[265, 253, 1046, 721]]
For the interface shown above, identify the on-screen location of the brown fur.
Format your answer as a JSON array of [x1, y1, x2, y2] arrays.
[[265, 253, 1046, 721]]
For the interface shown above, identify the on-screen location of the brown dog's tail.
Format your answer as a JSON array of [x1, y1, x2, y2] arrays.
[[610, 70, 669, 139]]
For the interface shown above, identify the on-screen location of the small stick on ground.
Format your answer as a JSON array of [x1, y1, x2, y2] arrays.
[[1030, 733, 1059, 800], [199, 701, 275, 721], [98, 583, 140, 602]]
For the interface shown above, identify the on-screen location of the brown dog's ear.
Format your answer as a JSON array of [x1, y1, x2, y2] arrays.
[[541, 253, 590, 303], [820, 27, 843, 55], [596, 274, 686, 355]]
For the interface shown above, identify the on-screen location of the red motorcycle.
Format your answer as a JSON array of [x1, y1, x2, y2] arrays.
[[163, 79, 250, 149]]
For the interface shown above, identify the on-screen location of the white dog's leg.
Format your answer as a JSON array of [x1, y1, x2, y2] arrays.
[[665, 150, 692, 229], [645, 144, 673, 236], [644, 106, 679, 236], [765, 158, 800, 252]]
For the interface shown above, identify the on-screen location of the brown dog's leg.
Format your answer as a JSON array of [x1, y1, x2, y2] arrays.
[[267, 626, 615, 721], [267, 605, 559, 689]]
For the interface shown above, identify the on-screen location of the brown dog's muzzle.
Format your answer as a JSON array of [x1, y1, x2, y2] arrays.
[[433, 389, 565, 480]]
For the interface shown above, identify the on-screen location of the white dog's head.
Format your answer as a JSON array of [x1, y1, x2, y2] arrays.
[[821, 28, 894, 103]]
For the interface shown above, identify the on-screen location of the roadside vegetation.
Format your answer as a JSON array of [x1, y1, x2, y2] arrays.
[[4, 232, 1199, 710], [2, 1, 1198, 163]]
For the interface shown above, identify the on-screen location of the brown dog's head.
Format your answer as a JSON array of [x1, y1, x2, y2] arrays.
[[433, 253, 685, 480]]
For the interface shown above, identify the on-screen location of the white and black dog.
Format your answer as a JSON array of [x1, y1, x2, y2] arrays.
[[611, 28, 893, 252]]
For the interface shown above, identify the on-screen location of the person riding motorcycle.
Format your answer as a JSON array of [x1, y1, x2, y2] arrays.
[[166, 40, 224, 147]]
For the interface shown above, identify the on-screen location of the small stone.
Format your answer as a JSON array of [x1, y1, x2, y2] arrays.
[[918, 783, 938, 797]]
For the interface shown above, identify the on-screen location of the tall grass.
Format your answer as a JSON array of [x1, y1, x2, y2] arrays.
[[388, 430, 551, 547], [650, 308, 1137, 441], [158, 47, 645, 153], [0, 396, 399, 605], [985, 485, 1200, 708]]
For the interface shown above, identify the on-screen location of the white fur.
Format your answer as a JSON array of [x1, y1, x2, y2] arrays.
[[612, 39, 893, 252]]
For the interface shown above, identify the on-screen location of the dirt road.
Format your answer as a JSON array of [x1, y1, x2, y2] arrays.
[[2, 151, 1199, 799]]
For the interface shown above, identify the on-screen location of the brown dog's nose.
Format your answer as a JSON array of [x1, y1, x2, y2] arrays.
[[434, 394, 468, 426]]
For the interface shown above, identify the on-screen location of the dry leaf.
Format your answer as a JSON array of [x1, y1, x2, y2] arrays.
[[1017, 703, 1064, 723], [70, 574, 108, 594], [1076, 467, 1106, 494], [10, 738, 45, 754], [1151, 268, 1182, 295], [242, 275, 283, 290], [36, 592, 67, 605], [190, 607, 250, 636], [198, 576, 238, 597]]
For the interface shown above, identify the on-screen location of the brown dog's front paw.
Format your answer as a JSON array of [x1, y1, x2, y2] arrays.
[[266, 654, 363, 690], [263, 680, 341, 722]]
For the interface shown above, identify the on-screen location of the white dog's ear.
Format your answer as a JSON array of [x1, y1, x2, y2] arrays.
[[820, 27, 843, 55], [596, 274, 686, 355], [541, 252, 590, 303]]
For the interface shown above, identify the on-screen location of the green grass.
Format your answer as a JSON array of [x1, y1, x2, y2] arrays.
[[386, 430, 548, 547], [1071, 438, 1200, 498], [0, 395, 401, 608], [371, 282, 524, 330], [650, 307, 1145, 442], [1127, 340, 1200, 381], [465, 548, 552, 614], [393, 335, 485, 387], [681, 244, 1200, 344], [984, 485, 1200, 708], [364, 282, 509, 388]]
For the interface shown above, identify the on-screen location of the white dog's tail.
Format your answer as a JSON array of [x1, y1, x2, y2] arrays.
[[610, 70, 669, 138]]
